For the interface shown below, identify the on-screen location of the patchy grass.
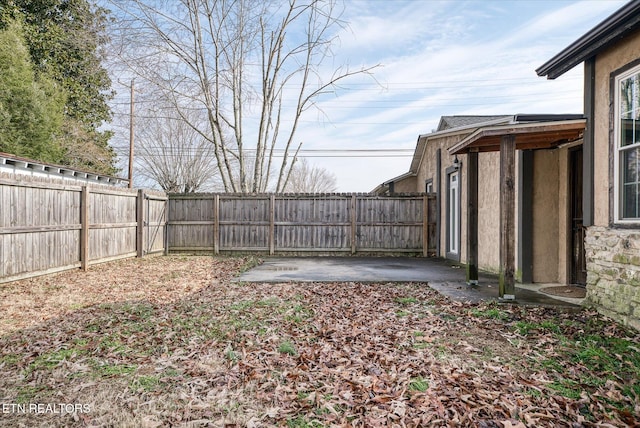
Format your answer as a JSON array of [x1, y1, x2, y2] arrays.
[[409, 376, 429, 392], [395, 296, 419, 305], [0, 256, 638, 427], [278, 340, 297, 356]]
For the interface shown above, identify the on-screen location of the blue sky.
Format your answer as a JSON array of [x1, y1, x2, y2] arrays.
[[107, 0, 628, 191], [286, 0, 627, 191]]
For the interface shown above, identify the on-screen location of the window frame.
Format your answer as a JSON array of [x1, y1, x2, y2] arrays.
[[425, 178, 433, 193], [613, 63, 640, 224], [445, 166, 460, 261]]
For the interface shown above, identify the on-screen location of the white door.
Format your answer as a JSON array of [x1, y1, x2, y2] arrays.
[[448, 171, 459, 255]]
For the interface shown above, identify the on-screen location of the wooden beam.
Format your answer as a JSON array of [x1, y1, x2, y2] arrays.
[[448, 119, 586, 155], [499, 135, 516, 299], [583, 58, 595, 226], [466, 152, 479, 285]]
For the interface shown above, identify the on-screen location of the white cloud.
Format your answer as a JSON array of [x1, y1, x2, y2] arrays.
[[292, 0, 628, 191]]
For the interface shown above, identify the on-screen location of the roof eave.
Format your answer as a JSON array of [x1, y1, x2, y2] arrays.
[[448, 119, 587, 155], [383, 171, 417, 186], [536, 0, 640, 79], [417, 116, 514, 140]]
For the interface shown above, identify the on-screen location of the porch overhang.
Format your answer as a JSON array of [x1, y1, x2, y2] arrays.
[[448, 119, 587, 155], [451, 118, 586, 301]]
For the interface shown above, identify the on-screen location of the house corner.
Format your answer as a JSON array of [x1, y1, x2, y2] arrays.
[[584, 226, 640, 330]]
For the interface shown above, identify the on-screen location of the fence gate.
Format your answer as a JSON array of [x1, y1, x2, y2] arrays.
[[144, 193, 168, 255]]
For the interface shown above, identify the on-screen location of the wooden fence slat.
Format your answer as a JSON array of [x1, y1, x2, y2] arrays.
[[351, 195, 357, 254], [81, 186, 89, 271], [165, 193, 429, 255], [136, 189, 144, 258], [423, 195, 429, 257], [269, 194, 275, 255], [214, 194, 220, 255], [2, 178, 433, 284], [1, 177, 167, 283]]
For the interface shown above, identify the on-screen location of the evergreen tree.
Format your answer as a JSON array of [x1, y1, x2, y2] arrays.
[[0, 20, 65, 162], [1, 0, 116, 174]]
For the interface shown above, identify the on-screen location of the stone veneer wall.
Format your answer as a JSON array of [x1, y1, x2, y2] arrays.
[[584, 226, 640, 330]]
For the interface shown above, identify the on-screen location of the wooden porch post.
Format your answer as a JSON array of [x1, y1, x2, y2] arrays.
[[466, 151, 479, 285], [499, 135, 516, 300]]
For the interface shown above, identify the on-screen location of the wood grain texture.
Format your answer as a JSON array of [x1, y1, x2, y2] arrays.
[[167, 194, 430, 254]]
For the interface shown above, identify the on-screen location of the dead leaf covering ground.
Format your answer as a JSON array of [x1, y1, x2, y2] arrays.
[[0, 256, 639, 427]]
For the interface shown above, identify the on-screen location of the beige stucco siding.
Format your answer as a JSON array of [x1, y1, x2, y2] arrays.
[[416, 133, 470, 261], [584, 26, 640, 330], [532, 150, 560, 283], [409, 125, 575, 284], [593, 28, 640, 226], [477, 152, 501, 273], [393, 176, 418, 193], [416, 134, 519, 273], [556, 146, 571, 285]]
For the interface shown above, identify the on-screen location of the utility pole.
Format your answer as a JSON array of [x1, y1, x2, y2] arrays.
[[128, 79, 135, 188]]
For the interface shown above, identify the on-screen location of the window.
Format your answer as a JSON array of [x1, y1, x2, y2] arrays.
[[425, 179, 433, 193], [615, 65, 640, 221]]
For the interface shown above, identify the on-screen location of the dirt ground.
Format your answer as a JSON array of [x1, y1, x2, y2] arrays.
[[0, 256, 638, 427]]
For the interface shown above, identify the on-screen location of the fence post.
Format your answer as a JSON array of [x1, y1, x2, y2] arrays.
[[350, 195, 357, 254], [422, 194, 429, 258], [136, 189, 145, 258], [164, 197, 169, 256], [80, 186, 89, 271], [214, 194, 220, 255], [269, 194, 275, 255]]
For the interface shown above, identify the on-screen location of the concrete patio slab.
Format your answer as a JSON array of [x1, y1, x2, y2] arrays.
[[236, 256, 583, 309]]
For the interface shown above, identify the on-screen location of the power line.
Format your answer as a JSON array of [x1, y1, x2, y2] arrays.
[[110, 146, 415, 158]]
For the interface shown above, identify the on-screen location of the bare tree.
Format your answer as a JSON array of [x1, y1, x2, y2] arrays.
[[136, 105, 220, 193], [107, 0, 377, 193], [284, 158, 337, 193]]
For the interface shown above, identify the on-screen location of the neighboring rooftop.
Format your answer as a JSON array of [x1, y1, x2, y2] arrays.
[[0, 152, 129, 187], [437, 115, 511, 131]]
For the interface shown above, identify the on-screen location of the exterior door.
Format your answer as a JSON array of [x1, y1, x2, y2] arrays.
[[570, 148, 587, 285], [447, 170, 460, 259]]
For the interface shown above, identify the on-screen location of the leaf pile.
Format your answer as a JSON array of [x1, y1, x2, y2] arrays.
[[0, 256, 638, 427]]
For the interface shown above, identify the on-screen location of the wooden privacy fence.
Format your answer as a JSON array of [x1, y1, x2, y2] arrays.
[[167, 193, 437, 255], [1, 178, 435, 284], [0, 176, 166, 284]]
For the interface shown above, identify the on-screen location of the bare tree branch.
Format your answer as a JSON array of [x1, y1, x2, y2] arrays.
[[107, 0, 379, 193], [283, 158, 337, 193]]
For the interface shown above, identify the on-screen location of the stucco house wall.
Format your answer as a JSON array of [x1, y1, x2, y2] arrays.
[[415, 132, 522, 277], [393, 176, 418, 193], [380, 114, 583, 289], [477, 152, 501, 273], [585, 26, 640, 329], [532, 149, 560, 283], [415, 132, 470, 263]]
